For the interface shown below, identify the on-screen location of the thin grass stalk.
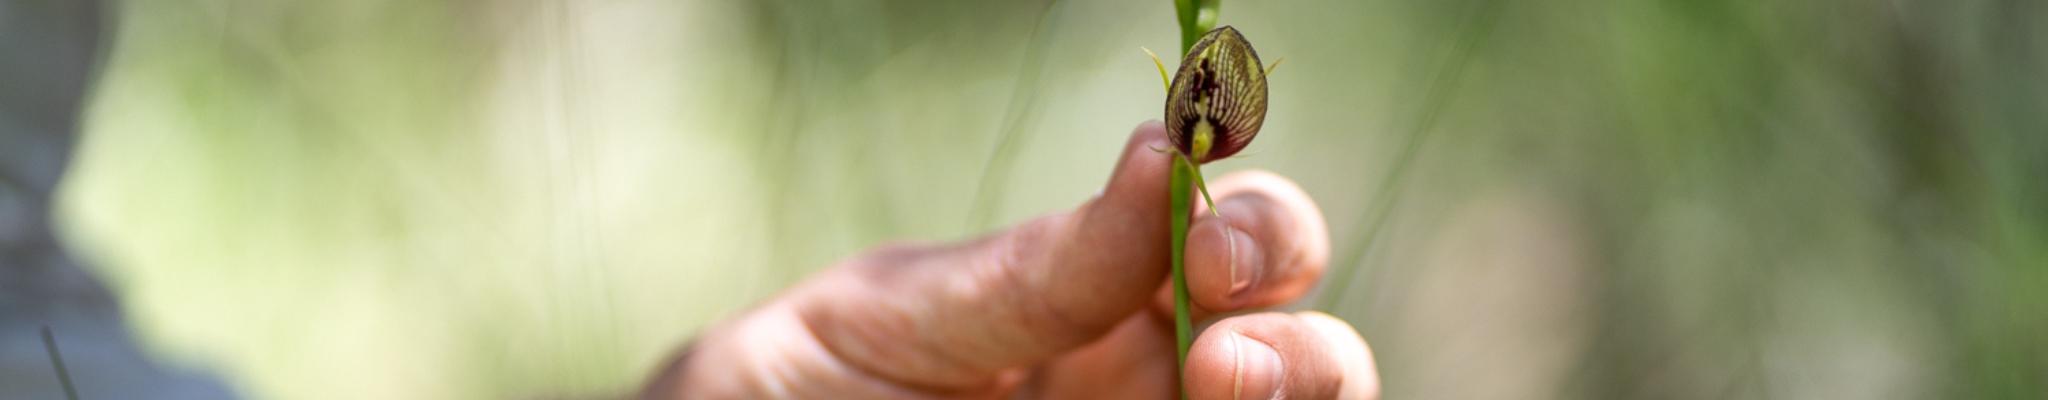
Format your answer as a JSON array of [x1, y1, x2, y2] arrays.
[[1317, 0, 1504, 312], [966, 0, 1065, 231], [41, 326, 79, 400]]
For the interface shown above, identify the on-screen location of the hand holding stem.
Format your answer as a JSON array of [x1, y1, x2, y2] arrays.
[[643, 123, 1378, 399]]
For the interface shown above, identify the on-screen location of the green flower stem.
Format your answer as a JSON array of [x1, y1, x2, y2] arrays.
[[1170, 152, 1196, 369], [1168, 0, 1219, 388], [1174, 0, 1221, 52]]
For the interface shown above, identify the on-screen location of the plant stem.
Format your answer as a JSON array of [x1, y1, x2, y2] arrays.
[[1174, 0, 1221, 52], [1170, 153, 1196, 368], [1167, 0, 1217, 389], [41, 326, 79, 400]]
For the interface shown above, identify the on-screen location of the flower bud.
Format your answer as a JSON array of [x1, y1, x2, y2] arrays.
[[1165, 25, 1268, 163]]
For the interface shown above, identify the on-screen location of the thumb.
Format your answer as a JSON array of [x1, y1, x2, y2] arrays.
[[794, 121, 1177, 390]]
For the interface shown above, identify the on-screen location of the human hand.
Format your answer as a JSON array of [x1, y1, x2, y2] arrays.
[[642, 121, 1379, 399]]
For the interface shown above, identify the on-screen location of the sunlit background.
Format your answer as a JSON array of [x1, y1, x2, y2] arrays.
[[3, 0, 2044, 398]]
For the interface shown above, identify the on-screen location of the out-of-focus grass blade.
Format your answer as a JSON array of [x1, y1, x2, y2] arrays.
[[967, 0, 1065, 231], [1319, 0, 1505, 312]]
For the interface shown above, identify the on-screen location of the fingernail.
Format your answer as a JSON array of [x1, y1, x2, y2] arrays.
[[1225, 226, 1262, 300], [1230, 331, 1285, 400]]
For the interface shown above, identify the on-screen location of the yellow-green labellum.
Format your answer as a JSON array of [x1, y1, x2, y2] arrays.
[[1166, 25, 1268, 164]]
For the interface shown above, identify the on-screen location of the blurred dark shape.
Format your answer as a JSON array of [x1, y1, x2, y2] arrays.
[[0, 1, 238, 398]]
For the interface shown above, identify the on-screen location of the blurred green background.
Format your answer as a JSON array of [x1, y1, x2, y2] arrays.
[[3, 0, 2043, 398]]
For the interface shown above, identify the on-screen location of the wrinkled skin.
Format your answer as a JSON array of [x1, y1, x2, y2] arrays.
[[643, 122, 1378, 400]]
